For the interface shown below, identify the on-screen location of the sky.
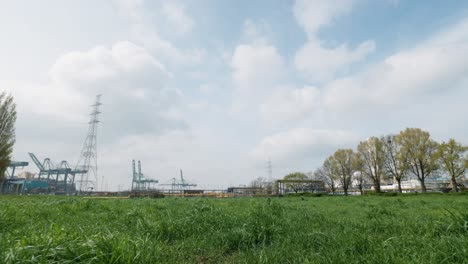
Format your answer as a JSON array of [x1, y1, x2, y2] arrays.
[[2, 0, 468, 191]]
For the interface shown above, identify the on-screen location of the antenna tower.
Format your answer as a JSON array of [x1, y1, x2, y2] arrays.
[[266, 158, 273, 181], [76, 94, 102, 192]]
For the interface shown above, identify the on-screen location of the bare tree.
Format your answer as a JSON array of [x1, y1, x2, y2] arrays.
[[0, 92, 17, 182], [437, 139, 467, 192], [314, 163, 337, 194], [353, 171, 367, 195], [249, 177, 266, 188], [357, 137, 385, 193], [397, 128, 439, 193]]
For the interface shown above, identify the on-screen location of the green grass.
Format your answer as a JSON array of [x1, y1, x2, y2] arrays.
[[0, 195, 467, 263]]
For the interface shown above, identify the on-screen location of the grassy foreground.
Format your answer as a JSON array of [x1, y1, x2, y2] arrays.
[[0, 195, 467, 263]]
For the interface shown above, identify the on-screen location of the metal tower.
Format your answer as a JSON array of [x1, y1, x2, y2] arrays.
[[76, 95, 102, 192], [266, 158, 273, 182]]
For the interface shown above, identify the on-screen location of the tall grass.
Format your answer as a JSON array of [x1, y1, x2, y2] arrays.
[[0, 195, 467, 263]]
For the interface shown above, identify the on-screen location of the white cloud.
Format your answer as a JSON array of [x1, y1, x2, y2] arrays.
[[231, 43, 285, 90], [231, 19, 285, 93], [114, 0, 203, 66], [322, 18, 468, 112], [199, 83, 214, 94], [260, 86, 321, 124], [10, 41, 185, 139], [242, 19, 272, 44], [230, 41, 286, 114], [114, 0, 145, 23], [295, 39, 375, 82], [51, 41, 171, 92], [133, 26, 205, 66], [250, 128, 358, 162], [161, 1, 194, 35], [293, 0, 356, 37], [293, 0, 375, 82]]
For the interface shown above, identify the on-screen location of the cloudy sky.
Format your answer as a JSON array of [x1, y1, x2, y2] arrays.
[[3, 0, 468, 190]]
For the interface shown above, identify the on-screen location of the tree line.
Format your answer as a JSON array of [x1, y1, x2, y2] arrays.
[[311, 128, 467, 194]]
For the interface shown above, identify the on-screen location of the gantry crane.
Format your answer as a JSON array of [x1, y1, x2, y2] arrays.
[[131, 160, 158, 191], [28, 153, 87, 193]]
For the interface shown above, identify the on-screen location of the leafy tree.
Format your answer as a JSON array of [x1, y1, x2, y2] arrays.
[[327, 149, 360, 196], [437, 139, 468, 192], [382, 135, 408, 193], [396, 128, 439, 193], [0, 92, 16, 181], [283, 172, 308, 193], [357, 137, 385, 193]]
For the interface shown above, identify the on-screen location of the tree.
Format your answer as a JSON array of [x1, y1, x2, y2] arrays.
[[327, 149, 360, 196], [383, 135, 408, 193], [353, 171, 367, 195], [0, 92, 16, 182], [314, 161, 337, 194], [283, 172, 308, 193], [250, 177, 273, 194], [357, 137, 386, 193], [396, 128, 439, 193], [437, 139, 468, 192], [250, 177, 267, 188]]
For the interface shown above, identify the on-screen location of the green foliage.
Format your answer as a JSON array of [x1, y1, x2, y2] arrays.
[[397, 128, 439, 192], [437, 139, 468, 192], [326, 149, 361, 195], [1, 195, 467, 263], [0, 92, 16, 180], [357, 137, 385, 193], [283, 172, 308, 193]]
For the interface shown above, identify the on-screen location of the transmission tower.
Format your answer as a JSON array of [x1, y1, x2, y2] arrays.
[[266, 158, 273, 182], [76, 95, 102, 192]]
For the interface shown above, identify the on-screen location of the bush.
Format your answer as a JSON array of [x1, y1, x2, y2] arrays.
[[284, 192, 325, 197]]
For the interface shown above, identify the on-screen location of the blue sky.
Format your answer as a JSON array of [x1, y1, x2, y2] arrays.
[[2, 0, 468, 190]]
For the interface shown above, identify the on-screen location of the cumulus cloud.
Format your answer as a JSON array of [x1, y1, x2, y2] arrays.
[[130, 25, 204, 66], [260, 86, 321, 124], [53, 42, 186, 137], [231, 43, 284, 91], [295, 39, 375, 82], [250, 128, 358, 162], [293, 0, 356, 37], [293, 0, 375, 82], [161, 1, 194, 35], [51, 41, 171, 92], [114, 0, 203, 66], [10, 41, 185, 141], [114, 0, 145, 23], [322, 18, 468, 112]]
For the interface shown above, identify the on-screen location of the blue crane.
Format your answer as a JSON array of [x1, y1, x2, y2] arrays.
[[160, 169, 197, 192], [5, 161, 29, 179], [28, 153, 87, 193], [131, 160, 158, 191]]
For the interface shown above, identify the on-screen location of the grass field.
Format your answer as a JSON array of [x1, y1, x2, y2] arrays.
[[0, 195, 467, 263]]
